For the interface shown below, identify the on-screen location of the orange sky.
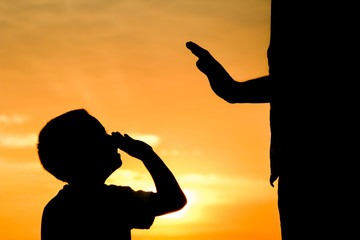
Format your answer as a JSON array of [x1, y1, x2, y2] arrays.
[[0, 1, 280, 239]]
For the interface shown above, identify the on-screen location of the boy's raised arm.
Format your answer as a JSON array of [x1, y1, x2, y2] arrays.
[[112, 132, 187, 216], [186, 41, 271, 103]]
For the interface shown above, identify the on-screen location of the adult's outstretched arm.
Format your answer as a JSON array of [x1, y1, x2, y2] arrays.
[[187, 41, 271, 103]]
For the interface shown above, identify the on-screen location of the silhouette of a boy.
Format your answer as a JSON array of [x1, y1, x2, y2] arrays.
[[38, 109, 186, 240]]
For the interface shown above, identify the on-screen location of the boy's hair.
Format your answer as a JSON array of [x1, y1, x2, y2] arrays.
[[37, 109, 106, 183]]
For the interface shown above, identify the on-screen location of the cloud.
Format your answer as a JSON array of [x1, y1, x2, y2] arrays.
[[0, 114, 30, 125], [0, 114, 35, 148], [129, 134, 161, 147], [0, 133, 37, 148], [106, 169, 155, 191], [159, 149, 203, 157]]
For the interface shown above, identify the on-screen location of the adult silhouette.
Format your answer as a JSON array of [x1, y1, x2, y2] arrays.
[[187, 1, 354, 239]]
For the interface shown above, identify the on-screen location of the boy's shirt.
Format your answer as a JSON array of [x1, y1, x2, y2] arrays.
[[41, 184, 155, 240]]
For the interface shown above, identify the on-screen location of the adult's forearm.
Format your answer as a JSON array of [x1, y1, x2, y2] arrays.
[[186, 42, 271, 103], [208, 75, 271, 103]]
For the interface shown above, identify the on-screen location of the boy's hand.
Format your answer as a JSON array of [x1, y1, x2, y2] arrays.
[[112, 132, 154, 161], [113, 133, 187, 216]]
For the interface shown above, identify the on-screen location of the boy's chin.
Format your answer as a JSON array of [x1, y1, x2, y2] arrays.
[[99, 157, 122, 181], [110, 158, 122, 172], [114, 159, 122, 169], [102, 162, 122, 182]]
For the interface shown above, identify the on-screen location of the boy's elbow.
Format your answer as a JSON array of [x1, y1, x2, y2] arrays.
[[153, 192, 187, 216], [167, 192, 187, 213], [175, 194, 187, 211], [168, 193, 187, 213]]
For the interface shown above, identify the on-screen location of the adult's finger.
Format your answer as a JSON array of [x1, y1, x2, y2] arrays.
[[186, 41, 210, 58]]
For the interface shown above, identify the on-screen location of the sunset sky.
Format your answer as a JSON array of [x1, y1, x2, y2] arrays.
[[0, 1, 280, 239]]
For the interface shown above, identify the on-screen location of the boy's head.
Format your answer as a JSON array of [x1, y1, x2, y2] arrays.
[[37, 109, 122, 184]]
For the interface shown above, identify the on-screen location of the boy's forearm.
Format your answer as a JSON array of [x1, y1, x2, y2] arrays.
[[142, 152, 185, 197], [112, 132, 186, 214], [141, 152, 186, 215]]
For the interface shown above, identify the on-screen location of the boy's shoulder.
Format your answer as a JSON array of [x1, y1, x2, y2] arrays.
[[43, 184, 154, 221], [47, 184, 153, 207], [43, 184, 156, 232], [105, 184, 154, 203]]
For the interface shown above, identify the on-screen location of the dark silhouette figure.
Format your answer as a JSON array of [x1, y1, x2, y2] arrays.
[[38, 109, 186, 240], [187, 2, 353, 239]]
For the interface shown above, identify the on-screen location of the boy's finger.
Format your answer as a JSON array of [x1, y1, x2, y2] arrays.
[[186, 41, 210, 58], [112, 132, 127, 148], [124, 134, 133, 140], [112, 132, 124, 139]]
